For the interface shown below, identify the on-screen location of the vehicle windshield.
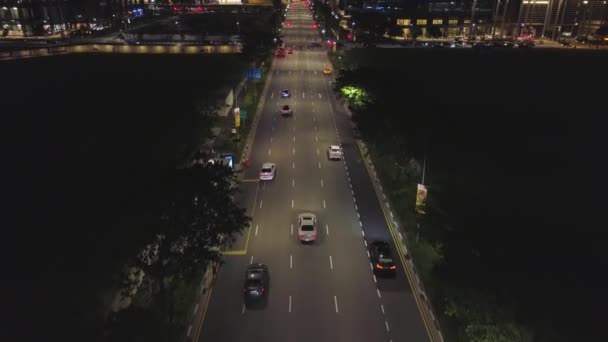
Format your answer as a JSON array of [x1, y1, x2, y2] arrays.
[[301, 225, 314, 231], [261, 168, 272, 173], [283, 105, 290, 109], [245, 279, 261, 289]]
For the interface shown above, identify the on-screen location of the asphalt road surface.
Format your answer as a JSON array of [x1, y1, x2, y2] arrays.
[[198, 3, 432, 342]]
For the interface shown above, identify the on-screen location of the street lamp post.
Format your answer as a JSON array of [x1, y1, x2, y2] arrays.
[[175, 20, 180, 35], [492, 0, 502, 38], [469, 0, 478, 40], [236, 21, 240, 35], [500, 0, 511, 37]]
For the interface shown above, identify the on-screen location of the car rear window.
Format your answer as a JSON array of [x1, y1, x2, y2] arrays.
[[283, 105, 289, 109], [301, 225, 314, 231], [261, 168, 272, 173]]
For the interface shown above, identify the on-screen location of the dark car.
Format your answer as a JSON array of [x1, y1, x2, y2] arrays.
[[281, 89, 290, 98], [243, 263, 269, 301], [369, 241, 397, 276]]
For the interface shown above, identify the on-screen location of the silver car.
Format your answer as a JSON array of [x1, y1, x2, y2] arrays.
[[297, 213, 318, 242], [327, 145, 342, 160]]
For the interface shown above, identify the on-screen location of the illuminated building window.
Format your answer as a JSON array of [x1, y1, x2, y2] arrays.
[[416, 19, 427, 25], [449, 19, 458, 25], [464, 19, 471, 24], [432, 19, 443, 25], [397, 19, 411, 26]]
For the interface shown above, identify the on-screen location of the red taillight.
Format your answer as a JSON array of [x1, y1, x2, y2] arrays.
[[389, 265, 397, 270], [299, 234, 305, 239], [376, 263, 384, 269], [311, 233, 317, 238]]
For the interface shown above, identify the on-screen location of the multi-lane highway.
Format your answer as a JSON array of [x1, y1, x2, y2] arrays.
[[197, 3, 432, 342]]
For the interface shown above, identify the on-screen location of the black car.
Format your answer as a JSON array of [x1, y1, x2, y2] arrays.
[[281, 89, 290, 98], [243, 263, 269, 300], [369, 241, 397, 276]]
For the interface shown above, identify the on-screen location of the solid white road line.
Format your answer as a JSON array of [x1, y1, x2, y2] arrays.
[[329, 255, 333, 269], [290, 254, 293, 269], [334, 296, 339, 313], [326, 224, 329, 235], [289, 295, 292, 313], [255, 224, 259, 237], [377, 289, 382, 298]]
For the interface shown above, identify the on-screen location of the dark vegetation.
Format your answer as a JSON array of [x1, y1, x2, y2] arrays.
[[335, 47, 608, 341], [2, 53, 250, 341]]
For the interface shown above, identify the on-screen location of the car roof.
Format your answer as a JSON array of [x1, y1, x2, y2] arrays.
[[371, 240, 390, 249], [261, 163, 275, 169], [298, 213, 316, 221], [246, 263, 268, 278], [330, 145, 341, 149]]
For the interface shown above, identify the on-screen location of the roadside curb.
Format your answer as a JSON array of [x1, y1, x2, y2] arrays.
[[236, 59, 275, 180], [357, 140, 443, 342], [186, 262, 218, 342]]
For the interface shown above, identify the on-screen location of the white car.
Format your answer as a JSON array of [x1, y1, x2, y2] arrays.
[[297, 213, 318, 242], [259, 163, 276, 180], [281, 104, 293, 116], [327, 145, 342, 160]]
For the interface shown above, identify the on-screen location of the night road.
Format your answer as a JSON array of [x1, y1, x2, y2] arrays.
[[197, 3, 433, 342]]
